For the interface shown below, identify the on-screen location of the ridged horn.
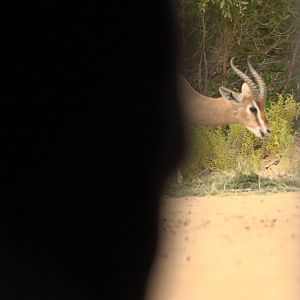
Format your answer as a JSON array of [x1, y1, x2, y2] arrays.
[[247, 56, 267, 102], [230, 57, 258, 98]]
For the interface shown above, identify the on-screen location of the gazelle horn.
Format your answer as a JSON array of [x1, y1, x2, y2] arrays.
[[230, 57, 258, 98], [247, 57, 267, 102]]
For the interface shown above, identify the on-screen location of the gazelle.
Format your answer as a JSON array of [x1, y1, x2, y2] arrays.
[[176, 57, 271, 183]]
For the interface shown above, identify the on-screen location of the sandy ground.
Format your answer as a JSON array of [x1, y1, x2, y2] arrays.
[[145, 192, 300, 300]]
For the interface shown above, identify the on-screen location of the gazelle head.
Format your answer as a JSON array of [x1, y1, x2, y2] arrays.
[[219, 57, 271, 138]]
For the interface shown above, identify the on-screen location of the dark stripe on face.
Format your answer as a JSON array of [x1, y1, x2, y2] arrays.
[[252, 101, 263, 127]]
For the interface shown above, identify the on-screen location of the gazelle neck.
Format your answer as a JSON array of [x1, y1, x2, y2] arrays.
[[179, 76, 240, 125], [185, 96, 240, 125]]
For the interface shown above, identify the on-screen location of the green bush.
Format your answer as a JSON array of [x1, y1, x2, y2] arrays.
[[182, 94, 300, 180]]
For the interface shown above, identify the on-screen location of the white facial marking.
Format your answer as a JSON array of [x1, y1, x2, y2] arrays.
[[246, 101, 270, 138], [246, 126, 264, 138]]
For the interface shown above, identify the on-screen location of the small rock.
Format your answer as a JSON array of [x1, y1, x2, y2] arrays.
[[202, 220, 210, 227], [184, 219, 191, 226], [270, 219, 277, 228]]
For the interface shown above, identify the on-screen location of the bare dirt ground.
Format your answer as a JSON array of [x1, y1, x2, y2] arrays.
[[145, 192, 300, 300]]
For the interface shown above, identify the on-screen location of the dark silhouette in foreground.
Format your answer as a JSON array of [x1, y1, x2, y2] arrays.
[[1, 1, 184, 299]]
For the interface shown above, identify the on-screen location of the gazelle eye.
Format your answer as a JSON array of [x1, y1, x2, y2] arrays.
[[249, 106, 257, 114]]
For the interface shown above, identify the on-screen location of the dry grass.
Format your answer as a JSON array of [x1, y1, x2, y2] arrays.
[[166, 171, 300, 197]]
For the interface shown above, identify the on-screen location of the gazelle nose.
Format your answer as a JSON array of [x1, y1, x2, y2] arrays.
[[267, 128, 272, 133]]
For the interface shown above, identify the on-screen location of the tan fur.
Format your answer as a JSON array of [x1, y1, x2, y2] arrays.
[[179, 76, 239, 125]]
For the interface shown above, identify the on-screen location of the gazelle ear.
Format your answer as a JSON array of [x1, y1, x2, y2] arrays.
[[241, 82, 252, 95], [219, 87, 243, 103]]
